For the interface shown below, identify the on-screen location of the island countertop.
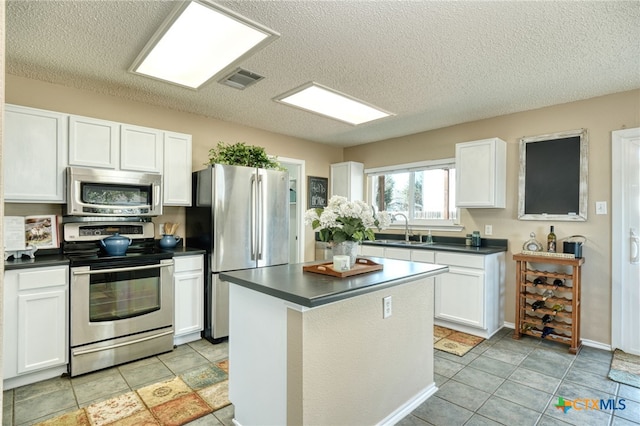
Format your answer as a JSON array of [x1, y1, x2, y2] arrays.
[[220, 257, 448, 308]]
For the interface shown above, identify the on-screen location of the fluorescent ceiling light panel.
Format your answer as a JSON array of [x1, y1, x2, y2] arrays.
[[130, 1, 279, 89], [275, 83, 393, 125]]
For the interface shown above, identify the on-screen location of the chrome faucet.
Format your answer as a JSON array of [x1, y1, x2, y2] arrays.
[[392, 213, 410, 241]]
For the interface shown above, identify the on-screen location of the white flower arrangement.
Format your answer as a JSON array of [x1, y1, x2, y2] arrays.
[[305, 196, 391, 243]]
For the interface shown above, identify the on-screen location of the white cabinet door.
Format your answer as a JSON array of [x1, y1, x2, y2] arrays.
[[120, 124, 163, 173], [4, 105, 68, 203], [434, 266, 485, 328], [17, 288, 67, 374], [174, 255, 204, 344], [456, 137, 506, 208], [330, 161, 364, 201], [163, 132, 193, 206], [3, 266, 69, 380], [69, 115, 119, 169]]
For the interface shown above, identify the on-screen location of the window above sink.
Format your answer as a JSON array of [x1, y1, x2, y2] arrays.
[[365, 158, 460, 229]]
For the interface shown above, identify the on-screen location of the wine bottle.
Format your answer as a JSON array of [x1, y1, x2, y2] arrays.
[[522, 323, 534, 332], [541, 327, 554, 338], [531, 300, 545, 311], [533, 276, 546, 286], [542, 314, 553, 324], [553, 278, 565, 287], [542, 289, 554, 300], [551, 304, 565, 313], [547, 226, 557, 253]]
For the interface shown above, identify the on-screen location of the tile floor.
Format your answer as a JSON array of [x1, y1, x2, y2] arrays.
[[3, 328, 640, 426], [2, 339, 233, 426], [400, 327, 640, 426]]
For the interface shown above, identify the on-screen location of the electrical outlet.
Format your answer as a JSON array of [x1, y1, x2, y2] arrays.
[[159, 223, 165, 235], [485, 225, 493, 235], [383, 296, 392, 319]]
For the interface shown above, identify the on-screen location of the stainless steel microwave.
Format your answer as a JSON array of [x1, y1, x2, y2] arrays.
[[66, 167, 162, 217]]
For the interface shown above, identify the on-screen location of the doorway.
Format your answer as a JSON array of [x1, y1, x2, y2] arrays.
[[611, 127, 640, 355], [280, 157, 305, 264]]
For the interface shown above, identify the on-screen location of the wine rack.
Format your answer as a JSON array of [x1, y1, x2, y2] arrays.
[[512, 253, 584, 354]]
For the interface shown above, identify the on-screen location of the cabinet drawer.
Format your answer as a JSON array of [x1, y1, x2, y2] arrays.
[[17, 267, 67, 291], [174, 255, 203, 273], [436, 252, 485, 269], [411, 250, 435, 263]]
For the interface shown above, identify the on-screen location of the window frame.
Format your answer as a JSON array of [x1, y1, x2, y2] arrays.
[[365, 158, 462, 230]]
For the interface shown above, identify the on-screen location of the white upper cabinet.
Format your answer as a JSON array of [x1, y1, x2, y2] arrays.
[[455, 137, 506, 208], [163, 132, 192, 206], [8, 105, 193, 206], [330, 161, 364, 201], [69, 115, 120, 169], [120, 124, 163, 173], [4, 105, 68, 203]]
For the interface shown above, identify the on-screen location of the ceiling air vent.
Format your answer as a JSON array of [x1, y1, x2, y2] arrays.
[[219, 68, 264, 90]]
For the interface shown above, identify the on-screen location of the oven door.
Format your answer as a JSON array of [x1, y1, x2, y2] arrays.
[[70, 258, 174, 347]]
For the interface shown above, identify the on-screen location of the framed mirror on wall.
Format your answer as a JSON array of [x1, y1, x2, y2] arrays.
[[518, 128, 588, 221]]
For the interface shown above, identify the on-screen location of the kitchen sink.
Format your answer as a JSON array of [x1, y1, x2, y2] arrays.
[[372, 239, 426, 246]]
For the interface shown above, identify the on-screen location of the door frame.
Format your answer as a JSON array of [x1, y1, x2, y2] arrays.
[[279, 157, 306, 264], [611, 127, 640, 353]]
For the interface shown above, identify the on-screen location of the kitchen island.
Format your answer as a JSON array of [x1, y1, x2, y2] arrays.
[[220, 257, 448, 426]]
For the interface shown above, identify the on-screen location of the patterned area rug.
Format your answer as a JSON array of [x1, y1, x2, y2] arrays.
[[434, 325, 485, 356], [609, 349, 640, 389], [36, 360, 230, 426]]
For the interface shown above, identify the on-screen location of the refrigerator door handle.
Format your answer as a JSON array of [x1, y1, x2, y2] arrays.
[[250, 173, 257, 260], [257, 172, 264, 260]]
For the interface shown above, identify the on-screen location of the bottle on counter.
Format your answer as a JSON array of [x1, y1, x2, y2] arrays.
[[471, 231, 481, 247], [465, 234, 472, 247], [547, 226, 557, 252]]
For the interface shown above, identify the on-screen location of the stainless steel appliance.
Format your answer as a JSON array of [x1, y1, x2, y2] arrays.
[[186, 164, 289, 341], [66, 167, 162, 217], [64, 219, 174, 377]]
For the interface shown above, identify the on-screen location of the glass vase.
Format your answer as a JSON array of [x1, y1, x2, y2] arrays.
[[331, 240, 359, 267]]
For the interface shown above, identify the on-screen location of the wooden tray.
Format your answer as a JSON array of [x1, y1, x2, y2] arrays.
[[303, 258, 383, 278]]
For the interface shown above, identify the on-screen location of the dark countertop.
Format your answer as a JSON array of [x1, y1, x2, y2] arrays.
[[360, 234, 508, 255], [4, 254, 69, 270], [160, 247, 207, 257], [220, 257, 448, 308], [4, 247, 206, 270]]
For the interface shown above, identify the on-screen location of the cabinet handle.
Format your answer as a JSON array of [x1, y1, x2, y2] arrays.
[[631, 228, 639, 264]]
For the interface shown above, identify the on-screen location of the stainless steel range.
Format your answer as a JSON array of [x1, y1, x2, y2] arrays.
[[63, 218, 174, 377]]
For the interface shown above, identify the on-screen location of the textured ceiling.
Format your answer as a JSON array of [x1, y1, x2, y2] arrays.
[[6, 0, 640, 147]]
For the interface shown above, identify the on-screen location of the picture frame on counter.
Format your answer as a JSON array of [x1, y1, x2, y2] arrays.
[[518, 128, 588, 221], [307, 176, 328, 208]]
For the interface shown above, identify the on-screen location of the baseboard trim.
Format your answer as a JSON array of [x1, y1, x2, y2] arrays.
[[377, 383, 438, 426], [501, 323, 611, 352]]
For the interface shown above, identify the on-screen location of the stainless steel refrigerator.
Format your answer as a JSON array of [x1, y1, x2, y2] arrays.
[[186, 164, 289, 341]]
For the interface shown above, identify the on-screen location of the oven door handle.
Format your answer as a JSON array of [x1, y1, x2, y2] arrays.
[[71, 330, 174, 356], [72, 263, 172, 275]]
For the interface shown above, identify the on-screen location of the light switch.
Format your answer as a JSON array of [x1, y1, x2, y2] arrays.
[[596, 201, 607, 215]]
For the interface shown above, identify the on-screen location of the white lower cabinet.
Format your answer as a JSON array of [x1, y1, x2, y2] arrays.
[[434, 265, 485, 328], [361, 244, 505, 339], [3, 265, 69, 389], [173, 255, 204, 345]]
